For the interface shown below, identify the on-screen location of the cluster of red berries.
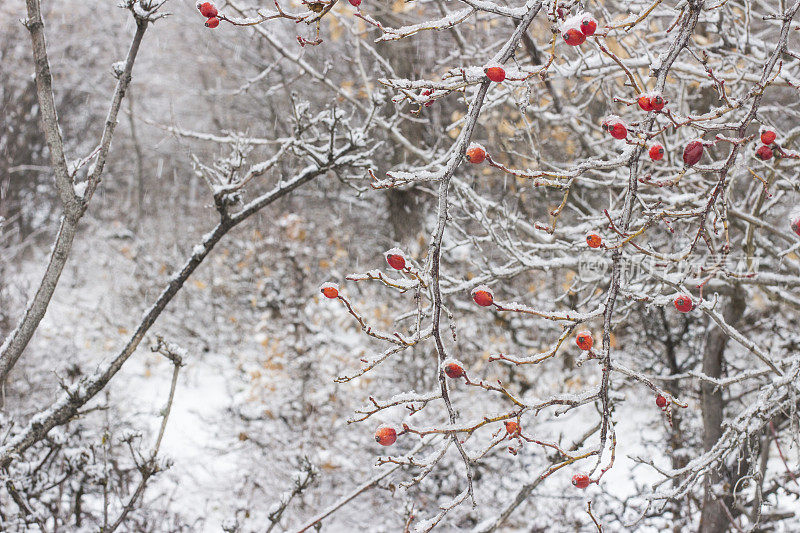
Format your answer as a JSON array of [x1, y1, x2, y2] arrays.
[[197, 2, 220, 28], [562, 13, 597, 46], [637, 93, 666, 113], [755, 129, 777, 161]]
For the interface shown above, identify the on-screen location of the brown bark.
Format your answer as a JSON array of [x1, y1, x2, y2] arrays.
[[699, 289, 746, 533]]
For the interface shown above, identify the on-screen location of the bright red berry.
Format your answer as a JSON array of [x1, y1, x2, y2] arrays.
[[198, 2, 218, 18], [650, 95, 666, 111], [586, 234, 602, 248], [485, 66, 506, 83], [505, 420, 520, 436], [673, 294, 693, 313], [386, 251, 406, 270], [761, 130, 776, 145], [443, 360, 465, 379], [572, 474, 591, 489], [472, 286, 494, 307], [609, 122, 627, 140], [205, 17, 220, 28], [755, 145, 773, 161], [683, 141, 704, 167], [466, 144, 486, 164], [649, 144, 665, 161], [349, 0, 361, 5], [320, 283, 339, 299], [576, 331, 593, 351], [375, 426, 397, 446], [580, 15, 597, 36], [563, 28, 586, 46], [637, 95, 654, 112], [656, 395, 667, 408]]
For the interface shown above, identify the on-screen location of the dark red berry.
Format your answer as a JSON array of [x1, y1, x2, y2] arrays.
[[198, 2, 218, 18], [563, 28, 586, 46], [683, 141, 704, 166], [755, 145, 773, 161], [650, 95, 666, 111], [656, 395, 667, 408], [444, 362, 465, 379]]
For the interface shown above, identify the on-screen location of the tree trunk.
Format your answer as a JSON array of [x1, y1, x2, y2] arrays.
[[699, 289, 746, 533]]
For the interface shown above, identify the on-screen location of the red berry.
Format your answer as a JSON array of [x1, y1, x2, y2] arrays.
[[576, 331, 593, 351], [755, 145, 773, 161], [673, 294, 693, 313], [580, 15, 597, 36], [465, 144, 486, 164], [349, 0, 361, 5], [791, 216, 800, 237], [761, 130, 776, 145], [572, 474, 591, 489], [320, 283, 339, 299], [443, 361, 465, 379], [205, 17, 220, 28], [609, 122, 627, 140], [649, 144, 665, 161], [563, 28, 586, 46], [683, 141, 704, 167], [472, 286, 494, 307], [637, 95, 654, 112], [198, 2, 218, 18], [650, 95, 666, 111], [386, 252, 406, 270], [505, 420, 520, 436], [485, 66, 506, 83], [586, 234, 602, 248], [375, 426, 397, 446], [656, 395, 667, 408]]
